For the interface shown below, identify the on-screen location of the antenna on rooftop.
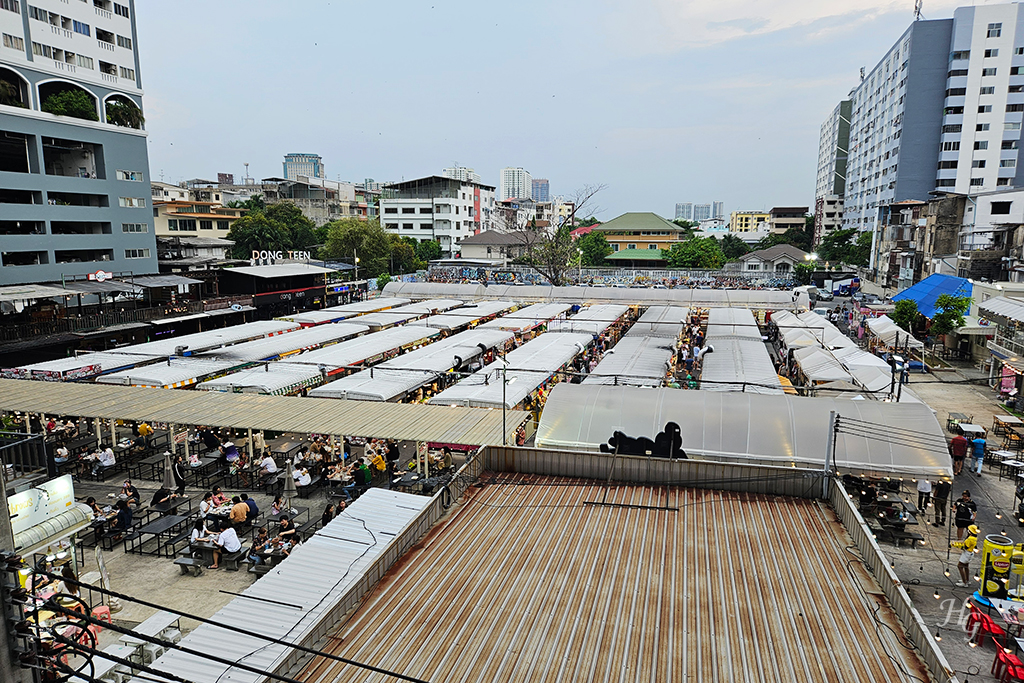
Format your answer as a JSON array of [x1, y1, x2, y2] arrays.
[[914, 0, 923, 20], [860, 67, 865, 81]]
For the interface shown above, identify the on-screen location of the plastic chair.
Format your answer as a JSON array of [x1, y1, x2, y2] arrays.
[[91, 604, 112, 624], [994, 648, 1023, 680], [1003, 662, 1024, 683], [968, 605, 1007, 648]]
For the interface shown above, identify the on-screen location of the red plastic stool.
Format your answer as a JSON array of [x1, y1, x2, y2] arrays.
[[90, 605, 111, 624]]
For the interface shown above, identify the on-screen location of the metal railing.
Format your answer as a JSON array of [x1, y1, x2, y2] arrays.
[[0, 431, 48, 481], [0, 301, 205, 343]]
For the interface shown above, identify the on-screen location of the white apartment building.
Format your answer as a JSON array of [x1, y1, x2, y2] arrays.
[[814, 100, 851, 244], [712, 201, 724, 219], [938, 4, 1024, 195], [675, 202, 692, 220], [442, 166, 481, 183], [380, 175, 495, 257], [498, 166, 532, 201], [692, 203, 712, 222]]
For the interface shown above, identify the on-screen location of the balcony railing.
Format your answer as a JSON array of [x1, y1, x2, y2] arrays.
[[97, 40, 114, 51], [51, 25, 73, 38], [988, 332, 1024, 359], [0, 301, 206, 344], [95, 7, 112, 19]]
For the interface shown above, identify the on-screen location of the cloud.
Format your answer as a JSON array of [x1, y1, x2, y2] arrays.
[[605, 0, 980, 51]]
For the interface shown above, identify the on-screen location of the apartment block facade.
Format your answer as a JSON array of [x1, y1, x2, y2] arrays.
[[729, 211, 770, 233], [0, 0, 158, 285], [441, 166, 481, 183], [380, 175, 495, 257], [814, 100, 851, 244], [675, 202, 692, 220], [283, 153, 323, 181], [692, 203, 712, 222], [531, 177, 549, 202], [498, 166, 531, 201]]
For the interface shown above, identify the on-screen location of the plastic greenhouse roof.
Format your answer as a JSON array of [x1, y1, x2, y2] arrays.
[[891, 273, 972, 319]]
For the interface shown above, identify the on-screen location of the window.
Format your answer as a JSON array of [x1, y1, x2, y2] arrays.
[[999, 178, 1012, 186], [986, 49, 1000, 58], [121, 223, 146, 233], [1010, 104, 1024, 112], [27, 6, 46, 21], [402, 223, 413, 230], [992, 201, 1012, 214], [980, 105, 993, 113], [119, 66, 134, 80], [419, 207, 432, 214], [938, 160, 959, 169], [383, 207, 397, 214], [76, 55, 93, 69], [936, 178, 956, 187], [217, 220, 228, 230], [384, 223, 397, 230], [118, 197, 145, 208], [975, 140, 989, 150], [113, 3, 129, 18], [945, 107, 964, 115], [124, 248, 150, 259], [1, 33, 22, 51], [746, 263, 760, 271], [1014, 67, 1024, 75], [942, 124, 963, 133], [1012, 85, 1024, 93], [978, 123, 991, 131], [0, 0, 18, 13], [115, 170, 143, 181], [31, 42, 51, 58], [116, 34, 131, 49], [989, 23, 1002, 38], [1008, 122, 1022, 130], [943, 142, 960, 152], [973, 160, 987, 168], [946, 88, 967, 97], [983, 68, 998, 77], [1018, 47, 1024, 55], [401, 207, 415, 214], [1005, 140, 1020, 149], [948, 69, 969, 77], [199, 220, 212, 230], [647, 244, 657, 250], [1001, 159, 1017, 167], [981, 87, 996, 95], [971, 178, 986, 186], [72, 21, 90, 37], [952, 50, 971, 60]]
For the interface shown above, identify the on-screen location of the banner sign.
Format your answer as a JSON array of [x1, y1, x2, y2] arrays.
[[7, 475, 75, 535]]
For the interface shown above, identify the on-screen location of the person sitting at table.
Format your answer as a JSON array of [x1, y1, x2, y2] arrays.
[[138, 421, 154, 446], [46, 418, 56, 433], [210, 486, 230, 507], [209, 520, 242, 570], [54, 445, 70, 465], [247, 527, 271, 566], [109, 500, 132, 534], [151, 486, 177, 510], [200, 427, 221, 454], [52, 565, 80, 601], [229, 496, 249, 526], [241, 493, 259, 523], [189, 517, 210, 545], [267, 496, 283, 516], [64, 420, 78, 438], [293, 466, 312, 488], [119, 479, 141, 507], [199, 491, 214, 518], [260, 453, 279, 477], [277, 515, 297, 543], [84, 496, 104, 517], [220, 441, 240, 465], [130, 435, 147, 453], [321, 504, 335, 527]]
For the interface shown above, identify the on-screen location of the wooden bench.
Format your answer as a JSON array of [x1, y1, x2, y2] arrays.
[[174, 557, 204, 577], [297, 518, 321, 541], [891, 530, 925, 548], [297, 475, 322, 498]]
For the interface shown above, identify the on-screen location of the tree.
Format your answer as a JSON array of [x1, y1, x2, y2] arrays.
[[320, 219, 393, 278], [891, 299, 918, 332], [662, 236, 725, 269], [265, 203, 318, 251], [0, 78, 26, 108], [105, 98, 144, 129], [793, 262, 814, 285], [818, 228, 871, 267], [227, 195, 266, 212], [576, 216, 600, 227], [672, 219, 699, 229], [929, 294, 971, 336], [388, 236, 417, 274], [576, 231, 612, 267], [41, 89, 98, 121], [415, 240, 442, 262], [720, 234, 750, 260], [376, 272, 393, 291], [225, 212, 291, 259]]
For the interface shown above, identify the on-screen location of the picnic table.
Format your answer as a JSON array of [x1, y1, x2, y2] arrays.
[[959, 423, 987, 438], [1000, 458, 1024, 480], [948, 412, 970, 433], [126, 515, 188, 556], [132, 451, 168, 481], [119, 610, 181, 647], [265, 505, 308, 525], [149, 495, 191, 517], [267, 437, 307, 459], [995, 415, 1024, 435]]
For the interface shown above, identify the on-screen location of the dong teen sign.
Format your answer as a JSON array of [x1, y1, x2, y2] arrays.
[[251, 250, 312, 265]]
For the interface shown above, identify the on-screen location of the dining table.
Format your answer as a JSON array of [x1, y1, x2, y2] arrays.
[[959, 423, 987, 438], [996, 415, 1024, 434], [126, 515, 188, 556]]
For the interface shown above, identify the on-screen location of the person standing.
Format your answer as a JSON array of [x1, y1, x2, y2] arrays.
[[932, 479, 951, 527], [971, 435, 987, 476], [950, 524, 980, 587], [916, 478, 932, 512], [953, 490, 978, 540], [172, 455, 187, 496], [949, 434, 968, 476]]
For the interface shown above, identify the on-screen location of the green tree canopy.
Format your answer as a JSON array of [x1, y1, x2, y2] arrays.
[[575, 216, 600, 227], [793, 262, 814, 285], [576, 231, 612, 267], [41, 89, 97, 121], [929, 294, 972, 336], [264, 203, 318, 251], [672, 219, 699, 229], [320, 219, 393, 278], [105, 98, 144, 129], [415, 239, 442, 262], [376, 272, 393, 291], [891, 299, 918, 331], [719, 233, 750, 260], [662, 236, 725, 269], [225, 212, 291, 259], [817, 228, 871, 267], [227, 195, 266, 212]]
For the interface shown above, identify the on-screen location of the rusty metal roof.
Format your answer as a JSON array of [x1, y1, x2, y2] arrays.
[[0, 378, 526, 445], [299, 473, 930, 683]]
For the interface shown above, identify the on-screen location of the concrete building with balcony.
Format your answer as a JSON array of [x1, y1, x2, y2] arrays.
[[152, 200, 243, 237], [498, 167, 531, 201], [729, 211, 770, 233], [955, 186, 1024, 282], [0, 0, 158, 285], [769, 206, 808, 234], [815, 100, 851, 245], [875, 199, 926, 289], [380, 175, 496, 257]]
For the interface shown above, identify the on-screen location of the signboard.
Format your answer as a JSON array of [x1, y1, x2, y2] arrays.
[[0, 368, 29, 379], [249, 250, 312, 265], [30, 364, 100, 382], [173, 430, 188, 444], [7, 474, 75, 535], [87, 270, 113, 282]]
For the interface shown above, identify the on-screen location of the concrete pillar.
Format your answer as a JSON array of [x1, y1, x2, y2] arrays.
[[94, 417, 101, 440], [109, 418, 116, 446]]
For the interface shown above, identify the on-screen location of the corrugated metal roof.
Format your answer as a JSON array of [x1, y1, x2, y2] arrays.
[[309, 328, 514, 401], [289, 326, 441, 370], [280, 298, 412, 325], [536, 383, 952, 477], [198, 323, 368, 361], [583, 335, 675, 387], [0, 283, 75, 302], [355, 299, 464, 329], [624, 305, 689, 338], [407, 300, 517, 330], [979, 295, 1024, 323], [13, 351, 162, 378], [299, 474, 930, 683], [196, 363, 324, 395], [123, 275, 203, 288], [478, 302, 572, 332], [547, 304, 630, 335], [0, 378, 528, 444], [106, 320, 300, 357], [96, 358, 246, 388], [225, 263, 335, 278], [133, 489, 431, 683]]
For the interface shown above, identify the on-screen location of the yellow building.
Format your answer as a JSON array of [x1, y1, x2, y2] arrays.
[[593, 212, 687, 252], [153, 201, 244, 237], [729, 211, 770, 233]]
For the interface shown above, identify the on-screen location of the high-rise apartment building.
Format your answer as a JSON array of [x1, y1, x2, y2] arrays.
[[814, 100, 851, 244], [283, 153, 324, 181], [498, 167, 532, 201], [712, 201, 724, 219], [843, 18, 953, 255], [442, 166, 481, 183], [531, 178, 549, 202], [692, 203, 712, 222], [675, 202, 692, 220], [0, 0, 158, 285]]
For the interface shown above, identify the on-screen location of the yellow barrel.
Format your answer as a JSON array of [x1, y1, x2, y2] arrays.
[[982, 534, 1015, 599]]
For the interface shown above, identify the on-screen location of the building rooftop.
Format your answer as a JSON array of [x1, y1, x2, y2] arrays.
[[457, 230, 530, 246], [299, 472, 930, 683], [739, 244, 809, 262], [604, 248, 665, 261], [594, 211, 680, 233]]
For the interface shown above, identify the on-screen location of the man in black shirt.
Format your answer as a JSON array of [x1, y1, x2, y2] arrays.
[[932, 480, 951, 527], [953, 489, 978, 540]]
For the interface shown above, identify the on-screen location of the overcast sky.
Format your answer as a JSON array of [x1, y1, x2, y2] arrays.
[[135, 0, 985, 219]]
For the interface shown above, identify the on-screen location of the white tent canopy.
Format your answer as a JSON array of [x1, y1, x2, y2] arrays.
[[290, 326, 440, 372], [97, 358, 244, 388], [407, 301, 517, 330], [706, 307, 763, 341], [198, 322, 368, 362], [583, 336, 675, 387], [700, 339, 783, 394], [355, 299, 464, 330], [106, 320, 300, 357], [625, 306, 690, 339], [535, 384, 951, 478], [547, 304, 630, 336], [793, 346, 854, 384], [868, 316, 924, 350], [197, 363, 324, 396], [478, 302, 572, 332]]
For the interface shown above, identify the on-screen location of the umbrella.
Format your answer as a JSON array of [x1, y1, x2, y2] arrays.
[[282, 457, 297, 512], [161, 451, 175, 490]]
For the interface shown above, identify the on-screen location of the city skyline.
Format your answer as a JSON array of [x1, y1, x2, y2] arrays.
[[131, 0, 992, 219]]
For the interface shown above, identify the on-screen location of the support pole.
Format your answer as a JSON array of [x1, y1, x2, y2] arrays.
[[823, 411, 837, 499], [183, 427, 190, 462], [94, 417, 101, 440], [109, 418, 116, 446], [247, 427, 253, 459]]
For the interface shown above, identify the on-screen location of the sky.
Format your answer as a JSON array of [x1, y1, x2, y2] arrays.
[[135, 0, 994, 220]]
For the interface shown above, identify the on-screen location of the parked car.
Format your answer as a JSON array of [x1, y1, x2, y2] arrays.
[[817, 290, 834, 301]]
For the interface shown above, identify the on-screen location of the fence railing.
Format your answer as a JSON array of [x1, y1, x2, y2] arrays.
[[0, 432, 48, 484], [0, 301, 208, 343]]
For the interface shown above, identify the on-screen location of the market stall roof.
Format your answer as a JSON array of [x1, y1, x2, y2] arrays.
[[583, 335, 675, 387], [547, 304, 630, 335], [381, 282, 487, 299], [0, 283, 74, 302], [197, 362, 323, 396], [308, 328, 515, 401], [956, 315, 995, 336], [478, 302, 572, 332], [106, 320, 300, 357], [866, 315, 925, 350], [625, 305, 689, 338], [796, 311, 857, 349], [197, 322, 368, 362], [407, 300, 517, 330], [699, 338, 783, 394], [979, 296, 1024, 325], [224, 263, 335, 278], [892, 273, 972, 318], [11, 351, 163, 380], [289, 326, 441, 371], [14, 503, 93, 556], [121, 275, 203, 288], [0, 378, 527, 445], [793, 346, 855, 383], [535, 383, 951, 477], [96, 357, 246, 388], [354, 299, 464, 330], [61, 280, 140, 294], [706, 307, 763, 341]]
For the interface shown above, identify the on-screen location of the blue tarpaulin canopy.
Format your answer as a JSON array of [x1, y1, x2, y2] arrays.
[[891, 273, 972, 319]]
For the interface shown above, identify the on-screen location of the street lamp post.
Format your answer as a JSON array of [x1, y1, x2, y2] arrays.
[[578, 248, 583, 283]]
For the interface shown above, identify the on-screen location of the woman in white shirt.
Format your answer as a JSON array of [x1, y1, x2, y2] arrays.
[[189, 518, 209, 545], [198, 492, 214, 518]]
